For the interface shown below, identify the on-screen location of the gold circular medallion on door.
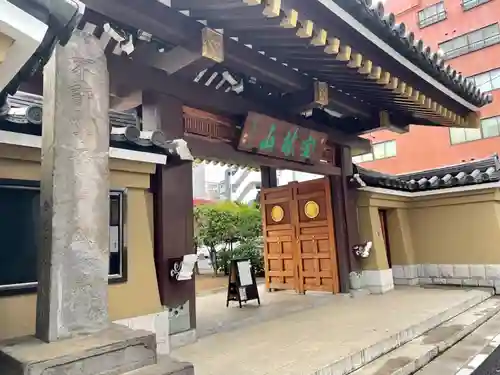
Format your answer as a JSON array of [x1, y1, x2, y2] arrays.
[[270, 205, 284, 223], [304, 200, 320, 219]]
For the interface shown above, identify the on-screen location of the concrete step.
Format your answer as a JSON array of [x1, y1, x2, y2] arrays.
[[349, 297, 500, 375], [416, 306, 500, 374], [123, 356, 194, 375], [316, 288, 493, 375]]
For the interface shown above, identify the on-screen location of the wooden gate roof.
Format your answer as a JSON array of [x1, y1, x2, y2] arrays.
[[80, 0, 489, 134], [170, 1, 490, 122]]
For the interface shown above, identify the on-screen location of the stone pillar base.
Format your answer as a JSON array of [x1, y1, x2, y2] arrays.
[[123, 357, 194, 375], [362, 269, 395, 294], [170, 329, 197, 350], [0, 324, 191, 375]]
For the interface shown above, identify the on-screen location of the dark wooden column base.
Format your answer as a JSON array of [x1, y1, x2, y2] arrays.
[[261, 167, 278, 188], [330, 146, 361, 293], [143, 92, 196, 333]]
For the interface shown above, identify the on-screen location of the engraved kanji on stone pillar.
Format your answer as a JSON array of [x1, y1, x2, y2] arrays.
[[36, 30, 110, 343]]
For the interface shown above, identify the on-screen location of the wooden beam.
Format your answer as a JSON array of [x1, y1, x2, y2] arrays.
[[130, 27, 223, 77], [108, 55, 252, 116], [81, 0, 310, 92], [110, 90, 142, 111], [186, 134, 342, 176], [282, 83, 371, 119], [108, 55, 373, 151]]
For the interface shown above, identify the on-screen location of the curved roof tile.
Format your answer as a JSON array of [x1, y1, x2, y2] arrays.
[[336, 0, 492, 108]]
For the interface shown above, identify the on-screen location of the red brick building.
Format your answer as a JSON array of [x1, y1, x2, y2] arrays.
[[355, 0, 500, 174]]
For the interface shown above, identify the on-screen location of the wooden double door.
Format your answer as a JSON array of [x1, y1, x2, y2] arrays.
[[260, 177, 339, 294]]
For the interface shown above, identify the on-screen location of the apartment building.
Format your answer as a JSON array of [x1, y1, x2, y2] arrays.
[[354, 0, 500, 174]]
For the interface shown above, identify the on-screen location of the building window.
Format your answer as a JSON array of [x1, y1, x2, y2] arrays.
[[373, 140, 397, 159], [468, 68, 500, 92], [352, 153, 374, 163], [0, 181, 127, 296], [462, 0, 491, 11], [418, 2, 447, 28], [352, 140, 397, 163], [439, 24, 500, 60], [450, 116, 500, 144]]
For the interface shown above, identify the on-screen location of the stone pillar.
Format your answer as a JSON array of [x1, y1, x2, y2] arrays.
[[143, 92, 196, 349], [0, 30, 186, 375], [36, 29, 110, 342]]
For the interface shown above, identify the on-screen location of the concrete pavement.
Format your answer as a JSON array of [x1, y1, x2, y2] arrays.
[[173, 286, 493, 375]]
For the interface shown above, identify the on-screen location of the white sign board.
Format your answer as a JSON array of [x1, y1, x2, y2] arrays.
[[109, 226, 119, 253], [237, 260, 253, 287]]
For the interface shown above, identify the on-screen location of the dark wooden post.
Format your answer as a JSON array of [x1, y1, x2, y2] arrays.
[[142, 92, 196, 340], [261, 166, 278, 188], [330, 146, 360, 293]]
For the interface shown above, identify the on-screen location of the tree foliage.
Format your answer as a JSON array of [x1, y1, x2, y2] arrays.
[[194, 201, 263, 275]]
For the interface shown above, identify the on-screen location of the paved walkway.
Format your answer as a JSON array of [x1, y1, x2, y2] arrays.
[[173, 286, 490, 375]]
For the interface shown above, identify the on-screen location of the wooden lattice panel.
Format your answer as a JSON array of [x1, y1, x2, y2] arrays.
[[183, 106, 236, 142]]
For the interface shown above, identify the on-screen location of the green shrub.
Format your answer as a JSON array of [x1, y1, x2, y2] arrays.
[[216, 238, 265, 277]]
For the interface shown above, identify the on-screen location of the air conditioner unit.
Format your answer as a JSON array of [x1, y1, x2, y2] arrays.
[[0, 0, 84, 111]]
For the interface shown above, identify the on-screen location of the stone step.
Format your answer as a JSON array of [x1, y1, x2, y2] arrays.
[[316, 288, 493, 375], [349, 297, 500, 375], [123, 356, 194, 375], [415, 306, 500, 374]]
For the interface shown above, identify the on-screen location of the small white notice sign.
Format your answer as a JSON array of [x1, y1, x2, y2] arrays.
[[109, 226, 119, 253], [177, 254, 198, 281], [237, 260, 253, 286]]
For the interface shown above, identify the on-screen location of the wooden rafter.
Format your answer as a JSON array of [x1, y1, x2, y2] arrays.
[[171, 0, 483, 129]]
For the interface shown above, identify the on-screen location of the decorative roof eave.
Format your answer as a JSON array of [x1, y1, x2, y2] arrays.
[[0, 100, 193, 162], [194, 158, 260, 172], [329, 0, 491, 107], [352, 155, 500, 192], [235, 0, 485, 129]]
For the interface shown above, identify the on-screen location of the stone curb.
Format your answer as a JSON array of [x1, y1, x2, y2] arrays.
[[388, 298, 500, 375], [313, 289, 494, 375]]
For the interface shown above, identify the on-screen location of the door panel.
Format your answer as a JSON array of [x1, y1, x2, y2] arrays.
[[260, 177, 339, 294], [261, 186, 297, 291], [293, 178, 339, 294]]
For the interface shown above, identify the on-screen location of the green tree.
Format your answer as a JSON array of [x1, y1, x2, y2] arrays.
[[194, 201, 263, 276], [194, 202, 239, 275]]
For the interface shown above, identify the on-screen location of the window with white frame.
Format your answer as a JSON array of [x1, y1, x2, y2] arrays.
[[352, 153, 374, 163], [352, 140, 397, 163], [0, 181, 127, 296], [439, 24, 500, 60], [462, 0, 491, 11], [418, 2, 446, 28], [449, 115, 500, 144], [468, 68, 500, 92]]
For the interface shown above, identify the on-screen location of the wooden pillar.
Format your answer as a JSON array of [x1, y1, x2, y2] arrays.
[[330, 146, 360, 293], [261, 166, 278, 188], [142, 92, 196, 336]]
